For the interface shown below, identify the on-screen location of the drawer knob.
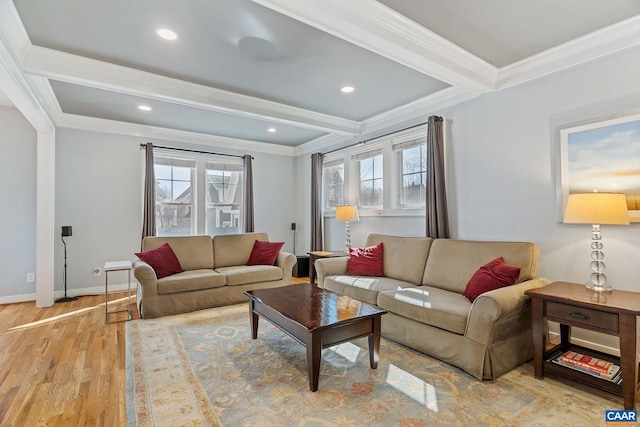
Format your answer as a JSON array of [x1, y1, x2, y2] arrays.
[[570, 312, 589, 320]]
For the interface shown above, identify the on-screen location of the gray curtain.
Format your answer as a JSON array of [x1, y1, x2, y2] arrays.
[[243, 154, 254, 232], [141, 143, 156, 245], [310, 153, 324, 251], [426, 116, 449, 238]]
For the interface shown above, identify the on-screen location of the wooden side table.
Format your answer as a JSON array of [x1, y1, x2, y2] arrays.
[[525, 281, 640, 409], [104, 260, 133, 323], [308, 251, 346, 285]]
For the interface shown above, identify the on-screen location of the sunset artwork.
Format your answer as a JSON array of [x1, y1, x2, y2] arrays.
[[561, 113, 640, 221]]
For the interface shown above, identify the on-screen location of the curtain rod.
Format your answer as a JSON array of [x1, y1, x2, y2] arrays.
[[140, 143, 251, 159], [322, 120, 429, 156]]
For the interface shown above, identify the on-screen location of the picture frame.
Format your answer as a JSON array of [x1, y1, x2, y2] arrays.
[[557, 110, 640, 223]]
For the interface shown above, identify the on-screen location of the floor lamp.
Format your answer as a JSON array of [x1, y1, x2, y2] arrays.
[[56, 226, 78, 303], [335, 205, 360, 254]]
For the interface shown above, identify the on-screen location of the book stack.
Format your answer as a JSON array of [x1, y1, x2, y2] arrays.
[[549, 350, 622, 384]]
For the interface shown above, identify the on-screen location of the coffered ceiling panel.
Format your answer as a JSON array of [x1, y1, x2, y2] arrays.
[[2, 0, 639, 151]]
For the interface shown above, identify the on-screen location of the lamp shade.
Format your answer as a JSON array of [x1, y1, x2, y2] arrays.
[[564, 193, 629, 225], [335, 205, 360, 222]]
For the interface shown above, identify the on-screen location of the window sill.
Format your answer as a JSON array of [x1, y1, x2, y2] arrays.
[[324, 208, 424, 218]]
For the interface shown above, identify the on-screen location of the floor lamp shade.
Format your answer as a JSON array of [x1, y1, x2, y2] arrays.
[[564, 192, 629, 291], [335, 205, 360, 253]]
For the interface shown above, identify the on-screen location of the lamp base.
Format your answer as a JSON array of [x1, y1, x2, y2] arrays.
[[585, 282, 612, 292]]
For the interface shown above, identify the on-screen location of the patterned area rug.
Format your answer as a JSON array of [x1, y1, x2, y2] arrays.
[[126, 304, 620, 426]]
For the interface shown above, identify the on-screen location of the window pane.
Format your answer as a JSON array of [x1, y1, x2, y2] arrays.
[[205, 168, 242, 235], [358, 154, 383, 208], [154, 164, 195, 236], [323, 163, 344, 209], [154, 164, 172, 180], [399, 145, 426, 207], [360, 157, 373, 180]]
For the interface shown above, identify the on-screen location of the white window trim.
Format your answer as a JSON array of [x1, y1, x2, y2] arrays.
[[321, 124, 432, 218]]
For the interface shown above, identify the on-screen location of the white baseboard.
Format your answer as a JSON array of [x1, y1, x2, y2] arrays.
[[548, 331, 620, 357], [0, 282, 136, 305]]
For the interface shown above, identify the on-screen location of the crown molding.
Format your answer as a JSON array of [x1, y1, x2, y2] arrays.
[[252, 0, 496, 94], [359, 86, 475, 136], [496, 14, 640, 89], [23, 45, 359, 136], [56, 112, 297, 156], [0, 0, 53, 131]]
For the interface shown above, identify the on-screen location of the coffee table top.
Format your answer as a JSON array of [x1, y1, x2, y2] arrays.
[[245, 283, 386, 332]]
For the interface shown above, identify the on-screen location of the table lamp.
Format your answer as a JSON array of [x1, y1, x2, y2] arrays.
[[335, 205, 359, 253], [563, 192, 629, 291]]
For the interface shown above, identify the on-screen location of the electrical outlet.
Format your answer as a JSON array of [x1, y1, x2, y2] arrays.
[[27, 273, 35, 282], [93, 267, 102, 277]]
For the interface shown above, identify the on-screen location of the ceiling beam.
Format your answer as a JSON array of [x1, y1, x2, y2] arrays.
[[22, 45, 359, 136], [252, 0, 497, 94]]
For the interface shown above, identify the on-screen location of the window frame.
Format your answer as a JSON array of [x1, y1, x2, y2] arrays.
[[153, 150, 244, 237], [321, 126, 430, 218]]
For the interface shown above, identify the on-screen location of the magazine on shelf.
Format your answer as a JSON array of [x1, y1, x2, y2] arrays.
[[560, 350, 617, 374], [547, 349, 622, 384]]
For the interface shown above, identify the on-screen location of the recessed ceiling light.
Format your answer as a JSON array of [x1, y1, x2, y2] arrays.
[[138, 105, 152, 111], [340, 86, 355, 93], [267, 127, 277, 133], [156, 28, 178, 41]]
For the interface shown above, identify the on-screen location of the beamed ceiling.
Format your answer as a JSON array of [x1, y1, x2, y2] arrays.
[[1, 0, 639, 155]]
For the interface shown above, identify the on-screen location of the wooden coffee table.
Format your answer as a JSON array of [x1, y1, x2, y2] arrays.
[[244, 283, 387, 391]]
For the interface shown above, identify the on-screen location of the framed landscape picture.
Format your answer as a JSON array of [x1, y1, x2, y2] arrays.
[[558, 110, 640, 222]]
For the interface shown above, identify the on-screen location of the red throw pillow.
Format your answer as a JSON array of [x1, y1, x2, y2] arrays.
[[135, 243, 183, 279], [463, 257, 521, 302], [346, 242, 384, 276], [247, 241, 285, 266]]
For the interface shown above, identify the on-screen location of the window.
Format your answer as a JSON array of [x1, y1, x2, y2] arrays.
[[154, 156, 195, 236], [353, 149, 383, 209], [396, 142, 426, 207], [322, 160, 345, 210], [320, 125, 432, 215], [205, 161, 243, 235], [154, 153, 243, 236]]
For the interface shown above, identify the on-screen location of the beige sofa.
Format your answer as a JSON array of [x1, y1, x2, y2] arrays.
[[315, 234, 550, 380], [133, 233, 296, 319]]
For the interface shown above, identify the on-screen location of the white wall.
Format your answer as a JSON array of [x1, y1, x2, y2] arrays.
[[0, 106, 37, 300], [54, 128, 297, 294]]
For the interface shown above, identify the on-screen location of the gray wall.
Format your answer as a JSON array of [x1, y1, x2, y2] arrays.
[[298, 44, 640, 294], [0, 107, 37, 299], [54, 128, 297, 293]]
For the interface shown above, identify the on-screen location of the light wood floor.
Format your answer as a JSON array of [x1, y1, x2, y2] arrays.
[[0, 278, 309, 426]]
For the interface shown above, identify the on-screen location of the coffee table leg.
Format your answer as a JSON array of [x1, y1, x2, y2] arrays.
[[307, 332, 321, 392], [249, 300, 258, 339], [369, 315, 381, 369]]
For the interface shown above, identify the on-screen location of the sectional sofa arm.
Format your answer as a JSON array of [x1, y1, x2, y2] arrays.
[[132, 259, 159, 297], [314, 257, 348, 288], [464, 276, 552, 345]]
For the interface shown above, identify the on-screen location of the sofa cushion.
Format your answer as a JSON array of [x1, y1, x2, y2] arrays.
[[347, 242, 384, 276], [142, 236, 214, 270], [213, 233, 269, 268], [324, 275, 419, 305], [365, 234, 432, 285], [135, 243, 184, 279], [463, 258, 521, 302], [247, 240, 285, 266], [422, 239, 539, 294], [156, 269, 226, 294], [215, 265, 283, 286], [377, 286, 471, 335]]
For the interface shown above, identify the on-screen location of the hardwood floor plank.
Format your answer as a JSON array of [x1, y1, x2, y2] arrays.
[[0, 279, 310, 426]]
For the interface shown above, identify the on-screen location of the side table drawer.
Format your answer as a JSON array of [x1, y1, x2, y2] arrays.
[[546, 301, 618, 333]]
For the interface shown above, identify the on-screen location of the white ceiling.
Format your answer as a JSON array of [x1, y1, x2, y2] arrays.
[[1, 0, 639, 153]]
